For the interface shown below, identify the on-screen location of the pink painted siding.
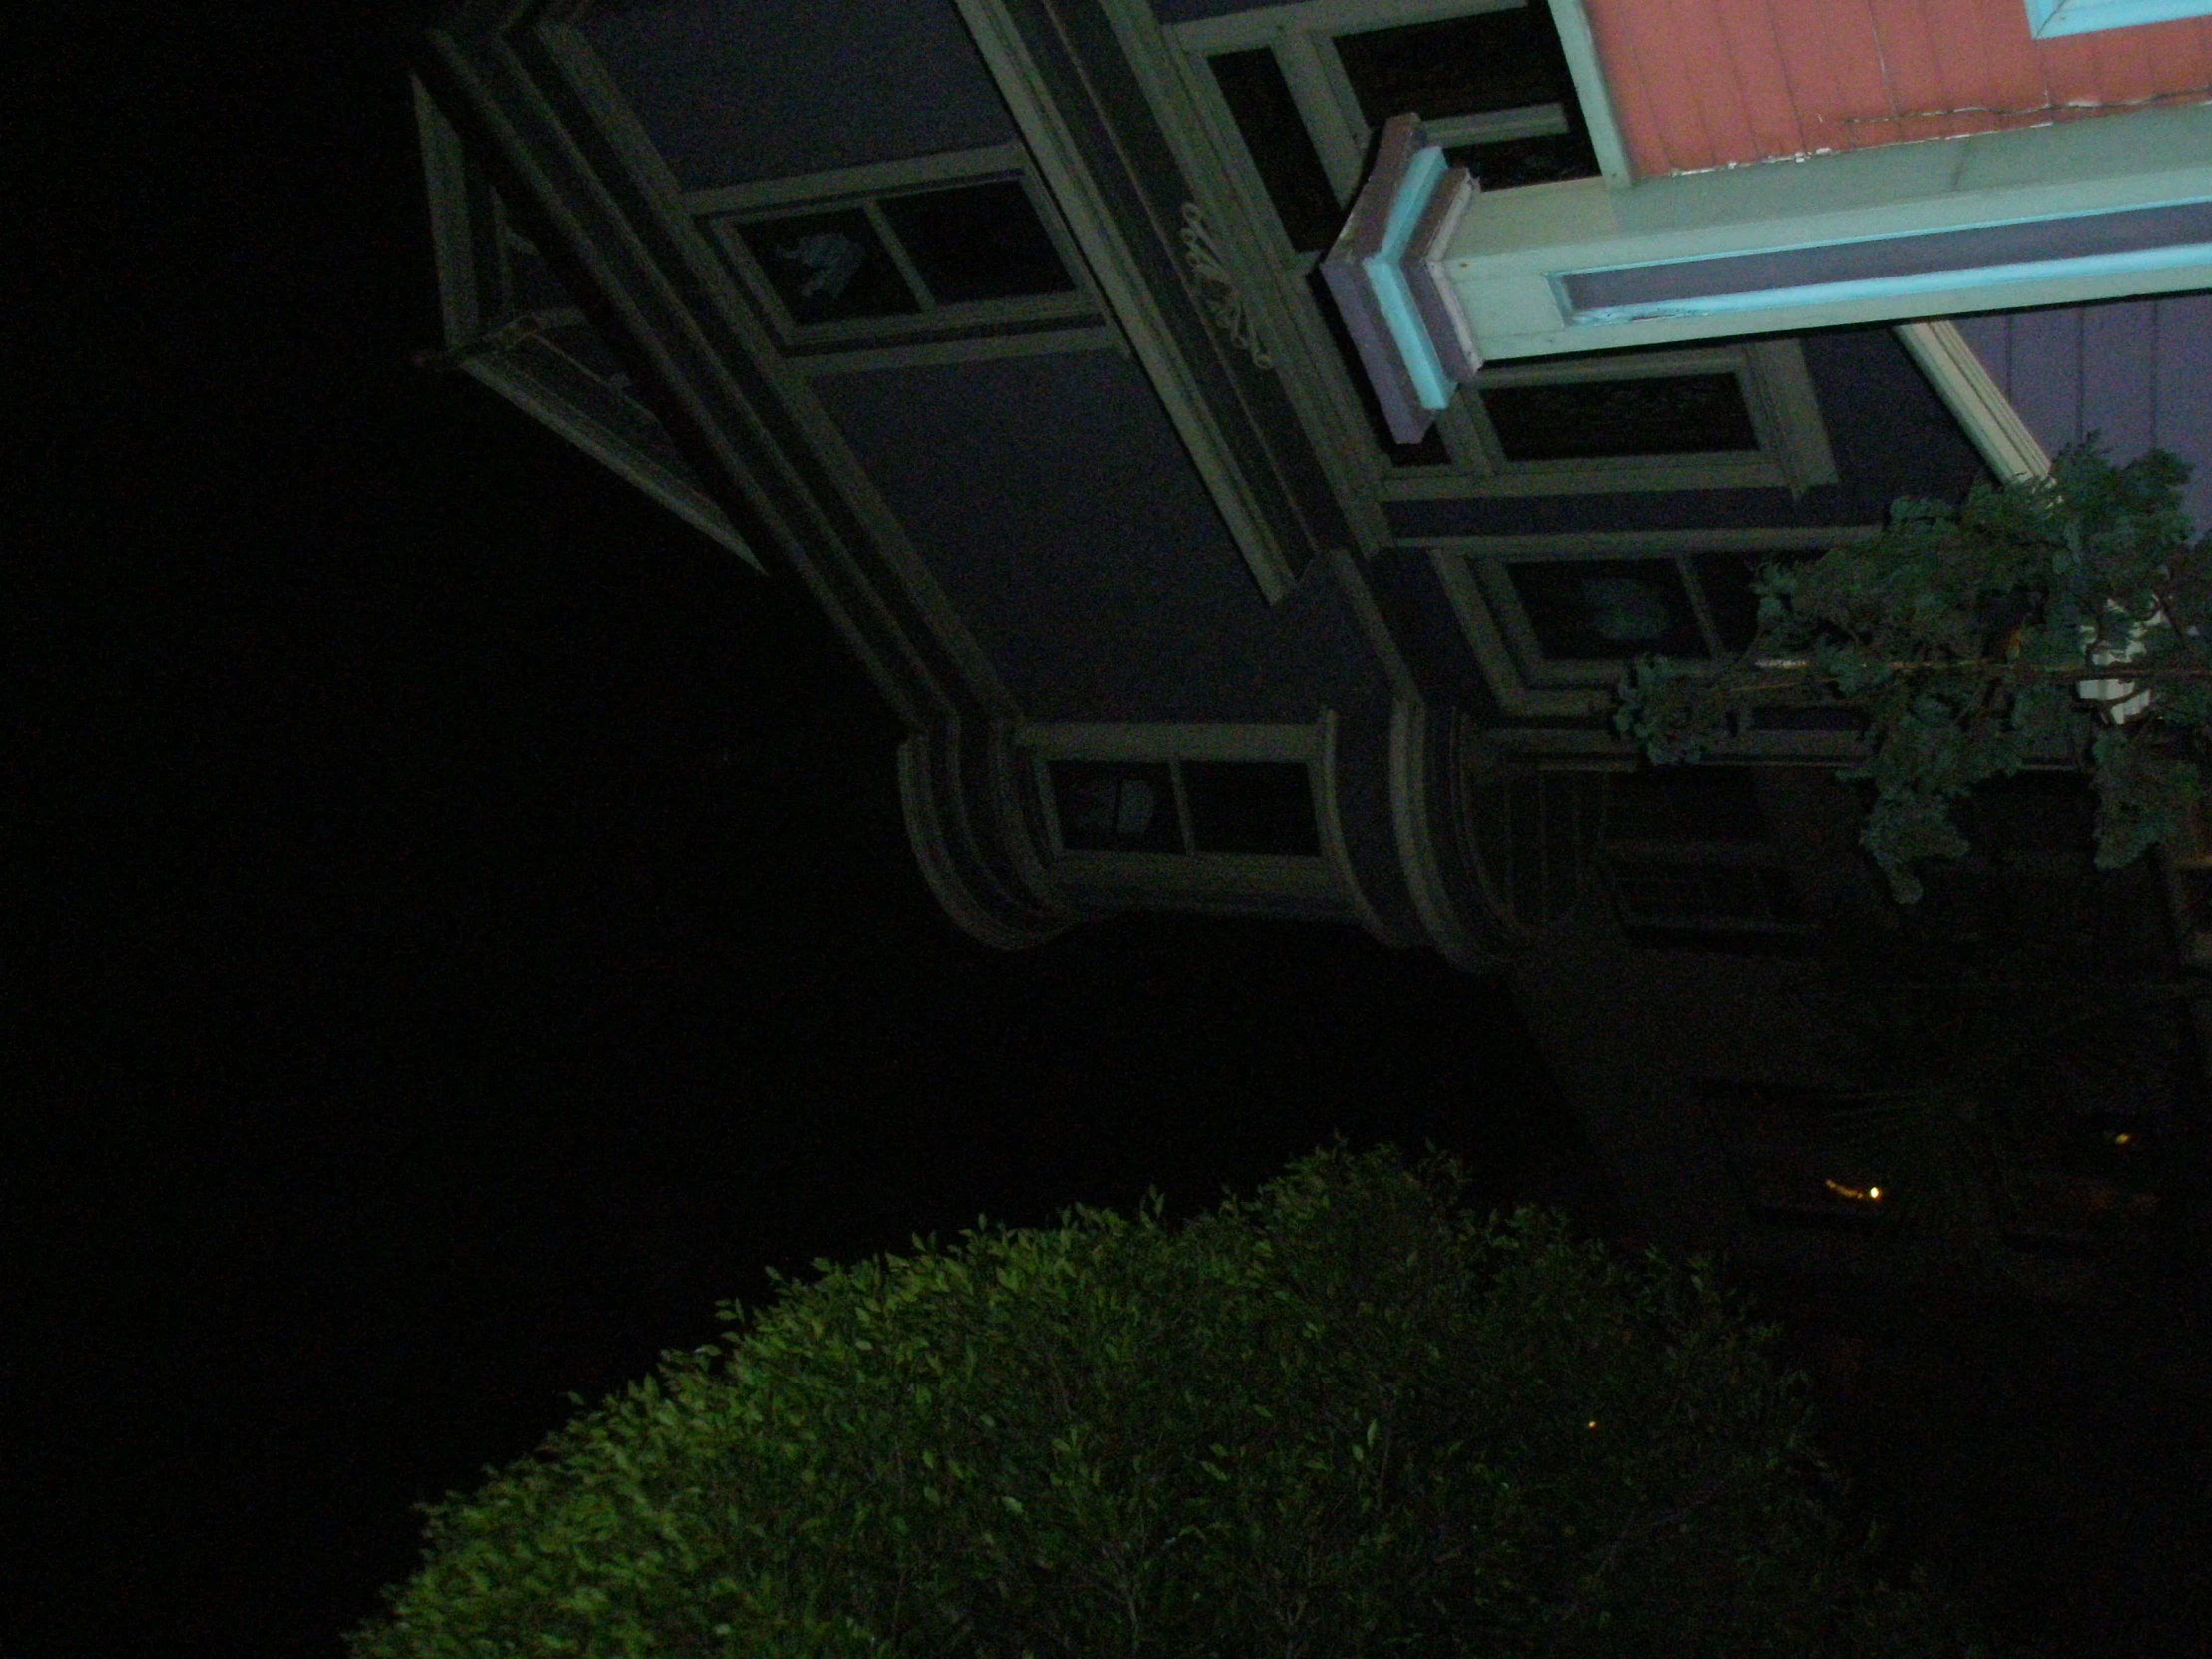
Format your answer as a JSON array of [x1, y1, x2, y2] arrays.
[[1581, 0, 2212, 176], [1954, 296, 2212, 532]]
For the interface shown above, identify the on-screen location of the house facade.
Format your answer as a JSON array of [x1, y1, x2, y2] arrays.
[[410, 0, 2211, 1288]]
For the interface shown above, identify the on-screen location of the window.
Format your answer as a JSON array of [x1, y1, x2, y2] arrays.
[[1043, 758, 1322, 857], [1602, 767, 1812, 949], [1019, 722, 1353, 920], [1386, 339, 1839, 498], [689, 144, 1103, 364], [1178, 0, 1603, 263], [1470, 539, 1828, 684], [1167, 0, 1632, 482]]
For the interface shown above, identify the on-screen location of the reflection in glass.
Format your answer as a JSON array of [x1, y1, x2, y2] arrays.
[[1507, 558, 1706, 661]]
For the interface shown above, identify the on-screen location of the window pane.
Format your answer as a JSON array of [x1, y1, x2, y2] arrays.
[[1481, 373, 1759, 461], [1210, 49, 1345, 255], [1183, 761, 1321, 855], [1049, 761, 1183, 852], [1335, 8, 1567, 128], [1444, 129, 1599, 191], [1506, 558, 1705, 660], [878, 180, 1075, 305], [734, 208, 919, 324]]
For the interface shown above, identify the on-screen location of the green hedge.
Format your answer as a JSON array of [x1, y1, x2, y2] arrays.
[[348, 1139, 1990, 1658]]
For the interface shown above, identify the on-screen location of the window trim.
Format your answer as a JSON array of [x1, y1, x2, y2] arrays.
[[1427, 527, 1878, 730], [1167, 0, 1629, 192], [1382, 337, 1837, 498], [687, 144, 1108, 364]]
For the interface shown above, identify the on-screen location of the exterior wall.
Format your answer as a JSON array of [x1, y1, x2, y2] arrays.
[[812, 349, 1384, 723], [578, 0, 1014, 188], [1387, 324, 1985, 540], [1956, 294, 2212, 529], [1581, 0, 2212, 176]]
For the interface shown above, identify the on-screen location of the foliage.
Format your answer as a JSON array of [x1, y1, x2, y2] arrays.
[[1616, 441, 2211, 901], [346, 1138, 1994, 1659]]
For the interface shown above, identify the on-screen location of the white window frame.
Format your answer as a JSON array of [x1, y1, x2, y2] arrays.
[[687, 144, 1113, 371], [1017, 718, 1364, 920], [1383, 337, 1837, 498]]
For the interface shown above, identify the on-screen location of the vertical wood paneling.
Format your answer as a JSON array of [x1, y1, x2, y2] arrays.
[[1865, 0, 1958, 143], [2007, 308, 2085, 454], [2087, 21, 2161, 109], [1582, 0, 2212, 176], [1953, 314, 2013, 400], [1710, 0, 1807, 158], [1585, 4, 1676, 177], [2080, 302, 2158, 462], [1807, 0, 1905, 150], [2151, 295, 2212, 533]]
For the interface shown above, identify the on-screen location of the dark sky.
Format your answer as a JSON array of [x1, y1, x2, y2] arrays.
[[10, 9, 1589, 1656], [18, 9, 2212, 1659]]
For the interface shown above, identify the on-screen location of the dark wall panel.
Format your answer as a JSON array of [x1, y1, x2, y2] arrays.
[[580, 0, 1014, 190], [1957, 294, 2212, 532], [813, 349, 1382, 723]]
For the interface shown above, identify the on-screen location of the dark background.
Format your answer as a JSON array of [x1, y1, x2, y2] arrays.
[[13, 7, 2212, 1659], [10, 8, 1595, 1656]]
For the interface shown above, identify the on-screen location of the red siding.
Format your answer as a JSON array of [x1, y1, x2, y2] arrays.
[[1581, 0, 2212, 175]]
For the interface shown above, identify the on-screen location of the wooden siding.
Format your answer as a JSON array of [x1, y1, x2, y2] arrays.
[[1955, 295, 2212, 530], [1580, 0, 2212, 176]]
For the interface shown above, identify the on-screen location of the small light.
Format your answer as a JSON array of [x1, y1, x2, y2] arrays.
[[2111, 1131, 2135, 1146], [1868, 1186, 1882, 1201], [1823, 1179, 1881, 1203], [1586, 1419, 1598, 1430]]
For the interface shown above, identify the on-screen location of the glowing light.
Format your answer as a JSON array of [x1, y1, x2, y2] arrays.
[[2111, 1131, 2135, 1146], [1823, 1179, 1883, 1203], [1586, 1420, 1599, 1430]]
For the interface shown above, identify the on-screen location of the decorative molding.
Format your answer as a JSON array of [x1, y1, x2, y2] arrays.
[[1179, 201, 1273, 370], [1895, 319, 2053, 483], [1316, 707, 1426, 947], [899, 728, 1076, 950], [953, 0, 1322, 602], [1388, 698, 1500, 970]]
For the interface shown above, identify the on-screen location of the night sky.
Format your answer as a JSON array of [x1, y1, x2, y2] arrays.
[[13, 7, 2212, 1659], [11, 8, 1595, 1656]]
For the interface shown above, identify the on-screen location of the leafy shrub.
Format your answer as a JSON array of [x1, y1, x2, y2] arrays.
[[347, 1138, 1990, 1658], [1615, 441, 2209, 902]]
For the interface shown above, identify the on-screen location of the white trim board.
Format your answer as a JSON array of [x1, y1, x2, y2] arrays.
[[1440, 102, 2212, 359]]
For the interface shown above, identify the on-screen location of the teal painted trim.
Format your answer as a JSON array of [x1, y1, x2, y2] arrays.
[[2025, 0, 2212, 35], [1382, 145, 1447, 254], [1367, 259, 1454, 406], [1365, 145, 1452, 409], [1564, 236, 2212, 324]]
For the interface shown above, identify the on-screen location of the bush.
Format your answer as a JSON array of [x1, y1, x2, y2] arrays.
[[347, 1139, 1991, 1658]]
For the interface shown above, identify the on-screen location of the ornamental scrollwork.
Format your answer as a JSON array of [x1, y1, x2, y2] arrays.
[[1177, 201, 1272, 372]]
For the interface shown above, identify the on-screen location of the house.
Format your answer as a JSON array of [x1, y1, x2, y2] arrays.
[[408, 0, 2211, 1291]]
